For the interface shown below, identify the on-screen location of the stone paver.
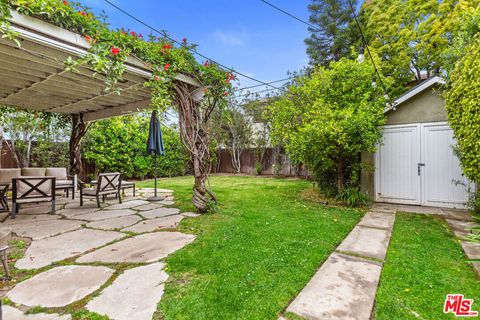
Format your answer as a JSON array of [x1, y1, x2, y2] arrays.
[[86, 262, 168, 320], [443, 209, 475, 222], [73, 209, 137, 221], [7, 265, 114, 307], [56, 207, 100, 218], [4, 218, 84, 240], [3, 305, 72, 320], [140, 207, 180, 219], [358, 212, 395, 230], [105, 200, 150, 210], [6, 214, 59, 223], [160, 200, 175, 206], [122, 215, 184, 233], [287, 253, 382, 320], [86, 215, 143, 230], [133, 203, 164, 211], [182, 212, 201, 218], [461, 241, 480, 260], [77, 232, 195, 264], [446, 219, 477, 233], [16, 229, 124, 269], [336, 225, 391, 260]]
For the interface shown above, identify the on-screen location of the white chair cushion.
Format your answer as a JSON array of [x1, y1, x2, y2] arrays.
[[46, 168, 67, 180]]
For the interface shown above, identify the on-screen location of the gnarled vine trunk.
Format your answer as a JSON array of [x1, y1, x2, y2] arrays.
[[174, 81, 218, 213], [69, 114, 90, 177]]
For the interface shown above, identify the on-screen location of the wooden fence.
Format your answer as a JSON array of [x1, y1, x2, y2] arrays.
[[1, 141, 309, 178]]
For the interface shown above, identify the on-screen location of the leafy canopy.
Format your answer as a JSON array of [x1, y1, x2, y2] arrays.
[[267, 58, 387, 191], [305, 0, 360, 67], [363, 0, 480, 89]]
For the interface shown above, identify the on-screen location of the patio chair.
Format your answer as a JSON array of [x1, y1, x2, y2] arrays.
[[121, 181, 136, 197], [46, 168, 75, 199], [11, 177, 56, 218], [80, 173, 122, 208]]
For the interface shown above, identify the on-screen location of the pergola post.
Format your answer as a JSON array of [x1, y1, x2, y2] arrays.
[[69, 114, 89, 179]]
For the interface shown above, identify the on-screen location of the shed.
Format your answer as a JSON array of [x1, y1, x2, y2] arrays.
[[361, 76, 475, 209]]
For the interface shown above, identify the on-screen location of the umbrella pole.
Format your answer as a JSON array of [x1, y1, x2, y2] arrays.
[[147, 153, 165, 202], [154, 153, 158, 197]]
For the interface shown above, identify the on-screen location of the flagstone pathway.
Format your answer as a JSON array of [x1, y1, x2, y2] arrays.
[[0, 188, 199, 320], [284, 210, 396, 320]]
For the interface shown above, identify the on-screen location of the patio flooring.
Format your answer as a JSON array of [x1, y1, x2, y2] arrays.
[[0, 188, 198, 320]]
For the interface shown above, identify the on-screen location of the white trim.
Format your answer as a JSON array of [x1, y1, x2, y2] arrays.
[[385, 76, 445, 113]]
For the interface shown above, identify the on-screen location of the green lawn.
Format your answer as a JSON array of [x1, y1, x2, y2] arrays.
[[374, 213, 480, 320], [138, 175, 362, 319]]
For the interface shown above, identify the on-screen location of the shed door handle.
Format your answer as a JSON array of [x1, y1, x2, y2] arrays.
[[418, 163, 425, 176]]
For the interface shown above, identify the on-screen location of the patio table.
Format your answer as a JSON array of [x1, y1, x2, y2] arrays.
[[0, 184, 8, 212]]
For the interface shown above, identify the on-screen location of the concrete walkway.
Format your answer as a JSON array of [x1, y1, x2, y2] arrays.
[[284, 210, 396, 320], [1, 188, 200, 320]]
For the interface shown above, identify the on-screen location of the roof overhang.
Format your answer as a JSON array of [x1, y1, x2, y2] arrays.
[[385, 76, 445, 113], [0, 10, 201, 121]]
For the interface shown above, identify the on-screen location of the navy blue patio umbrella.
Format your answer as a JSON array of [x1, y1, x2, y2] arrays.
[[146, 110, 165, 201]]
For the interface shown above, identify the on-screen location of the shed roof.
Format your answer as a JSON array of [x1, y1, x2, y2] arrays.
[[386, 76, 445, 113], [0, 11, 200, 121]]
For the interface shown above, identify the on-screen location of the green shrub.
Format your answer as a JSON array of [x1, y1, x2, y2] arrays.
[[82, 114, 189, 179], [337, 186, 370, 207]]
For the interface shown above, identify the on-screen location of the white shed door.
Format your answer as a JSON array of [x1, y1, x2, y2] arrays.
[[376, 124, 421, 205], [375, 122, 472, 208], [421, 123, 472, 207]]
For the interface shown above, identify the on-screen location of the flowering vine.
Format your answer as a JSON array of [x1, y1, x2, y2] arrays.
[[0, 0, 234, 112]]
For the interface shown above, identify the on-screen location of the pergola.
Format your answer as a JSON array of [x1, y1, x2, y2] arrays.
[[0, 10, 202, 175]]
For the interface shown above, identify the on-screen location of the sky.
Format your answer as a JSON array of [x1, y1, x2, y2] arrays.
[[81, 0, 312, 94]]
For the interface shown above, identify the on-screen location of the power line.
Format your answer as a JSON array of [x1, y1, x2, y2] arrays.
[[234, 77, 294, 92], [346, 0, 389, 100], [260, 0, 390, 101], [234, 87, 282, 98], [260, 0, 320, 32], [102, 0, 282, 91]]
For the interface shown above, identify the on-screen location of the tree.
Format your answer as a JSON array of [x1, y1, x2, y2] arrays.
[[267, 58, 387, 193], [212, 101, 253, 173], [363, 0, 479, 88], [305, 0, 360, 67], [0, 107, 69, 168]]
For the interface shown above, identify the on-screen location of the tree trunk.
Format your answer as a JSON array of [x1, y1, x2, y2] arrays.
[[174, 81, 217, 213], [69, 114, 89, 177], [0, 125, 3, 168], [337, 158, 345, 193]]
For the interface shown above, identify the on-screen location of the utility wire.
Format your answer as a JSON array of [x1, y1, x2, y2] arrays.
[[259, 0, 320, 32], [234, 87, 282, 98], [260, 0, 390, 101], [234, 77, 294, 92], [346, 0, 389, 99], [103, 0, 282, 91]]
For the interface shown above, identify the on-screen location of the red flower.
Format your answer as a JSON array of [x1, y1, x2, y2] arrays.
[[182, 38, 187, 44], [78, 11, 87, 17], [203, 60, 210, 67], [111, 47, 121, 55], [163, 44, 172, 50], [130, 31, 137, 37], [63, 0, 68, 5], [154, 75, 160, 81], [224, 91, 229, 96], [84, 35, 92, 42], [164, 64, 171, 71]]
